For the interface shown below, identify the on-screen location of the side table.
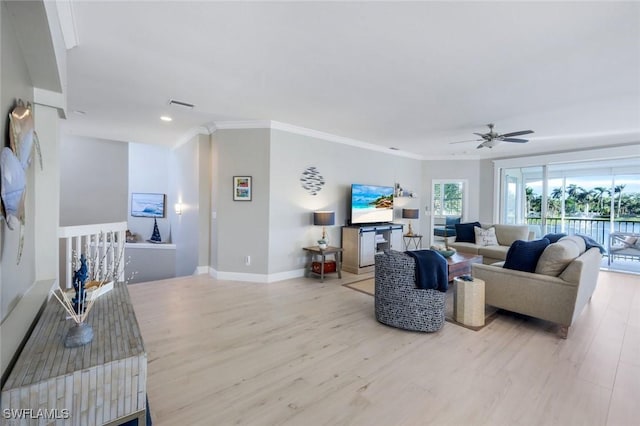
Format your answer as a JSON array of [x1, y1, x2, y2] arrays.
[[403, 235, 423, 250], [453, 276, 485, 327], [303, 246, 343, 282]]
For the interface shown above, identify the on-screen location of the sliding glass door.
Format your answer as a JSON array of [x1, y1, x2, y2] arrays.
[[500, 158, 640, 249]]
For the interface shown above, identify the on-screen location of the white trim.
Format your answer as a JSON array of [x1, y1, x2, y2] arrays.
[[125, 242, 176, 250], [193, 266, 209, 275], [172, 126, 211, 149], [208, 267, 305, 283], [492, 144, 640, 169], [33, 88, 67, 119], [213, 120, 424, 160], [55, 0, 79, 50], [58, 221, 127, 238]]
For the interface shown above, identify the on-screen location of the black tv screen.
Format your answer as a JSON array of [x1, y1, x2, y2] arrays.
[[351, 184, 394, 224]]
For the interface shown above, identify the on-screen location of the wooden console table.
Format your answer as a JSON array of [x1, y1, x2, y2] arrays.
[[1, 282, 147, 426]]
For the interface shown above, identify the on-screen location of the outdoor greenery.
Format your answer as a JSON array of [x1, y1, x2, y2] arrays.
[[526, 184, 640, 218], [434, 183, 463, 216]]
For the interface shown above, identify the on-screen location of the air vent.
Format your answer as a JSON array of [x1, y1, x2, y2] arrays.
[[168, 99, 195, 109]]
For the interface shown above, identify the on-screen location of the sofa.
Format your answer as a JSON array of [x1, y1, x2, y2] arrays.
[[448, 223, 535, 264], [472, 235, 602, 338], [374, 250, 446, 332]]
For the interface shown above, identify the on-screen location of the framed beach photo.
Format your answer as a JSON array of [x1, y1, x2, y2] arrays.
[[131, 193, 166, 217], [233, 176, 252, 201]]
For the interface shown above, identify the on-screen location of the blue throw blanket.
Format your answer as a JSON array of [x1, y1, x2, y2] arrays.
[[404, 250, 448, 292], [576, 234, 607, 254]]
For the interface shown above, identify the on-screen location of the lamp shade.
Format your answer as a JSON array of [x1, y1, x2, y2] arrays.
[[402, 208, 419, 219], [313, 211, 335, 226]]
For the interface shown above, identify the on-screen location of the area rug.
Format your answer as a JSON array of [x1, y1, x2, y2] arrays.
[[343, 279, 500, 331]]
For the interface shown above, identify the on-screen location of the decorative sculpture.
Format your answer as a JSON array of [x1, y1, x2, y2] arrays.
[[149, 217, 162, 243], [72, 254, 89, 314], [0, 99, 43, 264]]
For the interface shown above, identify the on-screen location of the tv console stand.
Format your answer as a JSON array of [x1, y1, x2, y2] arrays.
[[341, 223, 404, 274]]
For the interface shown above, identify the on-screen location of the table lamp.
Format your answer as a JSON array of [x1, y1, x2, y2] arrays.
[[313, 211, 335, 248], [402, 208, 419, 236]]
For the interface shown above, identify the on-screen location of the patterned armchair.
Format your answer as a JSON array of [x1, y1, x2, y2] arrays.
[[374, 250, 446, 332]]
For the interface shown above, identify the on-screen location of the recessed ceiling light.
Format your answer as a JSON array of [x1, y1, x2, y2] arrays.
[[389, 147, 399, 151], [73, 110, 86, 115], [160, 116, 173, 122]]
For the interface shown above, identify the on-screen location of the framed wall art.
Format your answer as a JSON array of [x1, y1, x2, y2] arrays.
[[131, 193, 166, 217], [233, 176, 252, 201]]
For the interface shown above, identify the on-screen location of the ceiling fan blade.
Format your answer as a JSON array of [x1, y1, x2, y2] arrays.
[[476, 143, 486, 149], [449, 139, 482, 145], [500, 130, 534, 138], [473, 132, 489, 139], [502, 138, 529, 143]]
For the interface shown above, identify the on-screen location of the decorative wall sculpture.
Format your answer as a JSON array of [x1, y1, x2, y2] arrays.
[[300, 166, 325, 196], [0, 99, 43, 263]]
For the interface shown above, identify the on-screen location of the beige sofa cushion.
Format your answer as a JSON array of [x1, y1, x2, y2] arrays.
[[535, 239, 580, 277], [449, 242, 480, 254], [559, 235, 586, 254], [494, 224, 530, 247], [479, 245, 510, 261]]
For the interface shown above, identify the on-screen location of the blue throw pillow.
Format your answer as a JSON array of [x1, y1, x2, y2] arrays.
[[503, 238, 551, 273], [455, 222, 481, 243], [543, 233, 566, 243]]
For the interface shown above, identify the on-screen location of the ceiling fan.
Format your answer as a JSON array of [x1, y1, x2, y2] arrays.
[[450, 123, 534, 149]]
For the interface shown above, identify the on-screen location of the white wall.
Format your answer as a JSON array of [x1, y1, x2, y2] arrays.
[[59, 135, 128, 226], [213, 129, 270, 276], [0, 0, 37, 321], [210, 127, 422, 280], [128, 143, 171, 241], [0, 0, 62, 381], [169, 134, 211, 276], [269, 129, 423, 276]]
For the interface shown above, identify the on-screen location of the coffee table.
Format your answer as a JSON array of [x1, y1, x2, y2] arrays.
[[446, 252, 483, 282]]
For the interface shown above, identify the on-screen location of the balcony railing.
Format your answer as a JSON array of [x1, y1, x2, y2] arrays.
[[525, 217, 640, 246]]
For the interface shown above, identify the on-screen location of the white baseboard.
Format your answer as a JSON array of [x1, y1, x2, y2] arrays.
[[193, 266, 209, 275], [208, 267, 305, 283]]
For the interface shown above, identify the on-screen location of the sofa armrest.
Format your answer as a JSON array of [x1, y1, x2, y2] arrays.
[[472, 263, 579, 326]]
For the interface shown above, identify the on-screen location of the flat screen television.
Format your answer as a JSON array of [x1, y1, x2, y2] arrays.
[[350, 184, 394, 224]]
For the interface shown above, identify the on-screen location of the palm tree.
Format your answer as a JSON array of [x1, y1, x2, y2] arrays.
[[614, 184, 626, 217], [550, 187, 564, 200], [592, 186, 609, 215]]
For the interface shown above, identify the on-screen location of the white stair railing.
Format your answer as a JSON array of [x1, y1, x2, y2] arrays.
[[58, 222, 127, 289]]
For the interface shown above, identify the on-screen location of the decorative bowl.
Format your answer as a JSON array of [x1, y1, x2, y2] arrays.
[[436, 249, 456, 258]]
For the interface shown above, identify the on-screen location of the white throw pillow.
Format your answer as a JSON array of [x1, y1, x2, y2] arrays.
[[474, 226, 498, 247]]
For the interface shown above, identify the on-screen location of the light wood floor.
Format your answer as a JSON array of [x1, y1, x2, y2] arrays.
[[128, 271, 640, 426]]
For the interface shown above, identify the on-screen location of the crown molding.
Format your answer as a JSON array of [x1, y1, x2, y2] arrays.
[[172, 125, 211, 150], [212, 120, 424, 160]]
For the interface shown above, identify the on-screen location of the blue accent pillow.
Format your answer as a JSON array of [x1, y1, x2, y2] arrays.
[[503, 238, 551, 273], [543, 233, 567, 243], [455, 222, 481, 243]]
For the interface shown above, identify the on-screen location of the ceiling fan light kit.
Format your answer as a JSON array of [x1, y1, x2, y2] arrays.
[[451, 123, 535, 149]]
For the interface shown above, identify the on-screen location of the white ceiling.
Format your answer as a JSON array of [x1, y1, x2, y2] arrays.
[[61, 1, 640, 159]]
